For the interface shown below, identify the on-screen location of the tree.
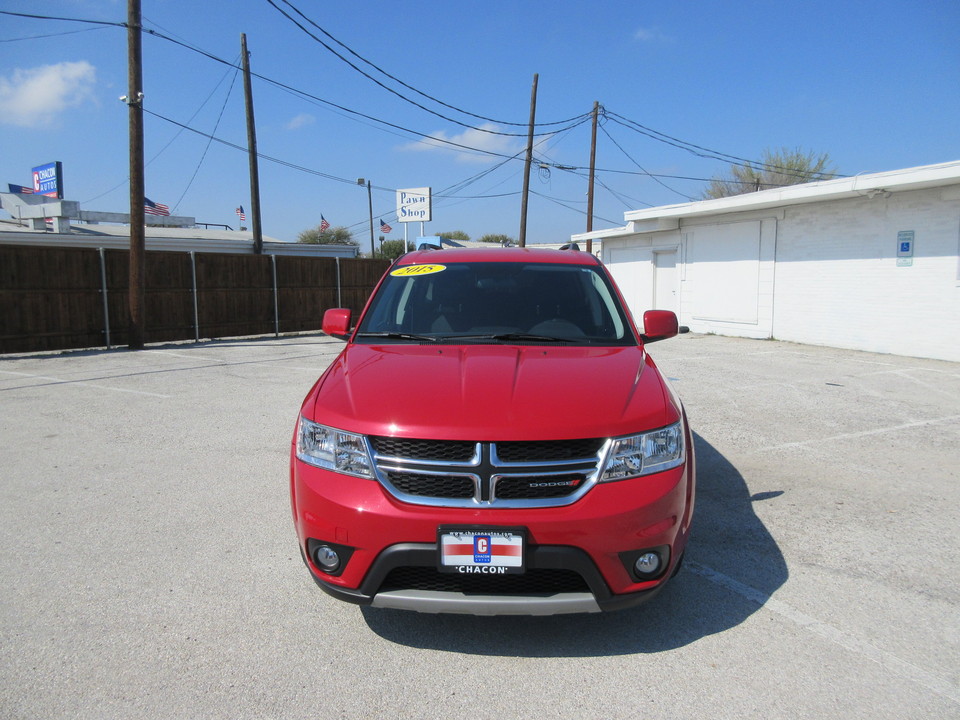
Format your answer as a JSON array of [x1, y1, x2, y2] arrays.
[[478, 233, 515, 245], [703, 147, 838, 199], [439, 230, 470, 242], [374, 239, 407, 261], [297, 224, 358, 245]]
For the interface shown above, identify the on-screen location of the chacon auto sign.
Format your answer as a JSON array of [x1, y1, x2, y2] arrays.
[[396, 187, 431, 222], [32, 162, 63, 198]]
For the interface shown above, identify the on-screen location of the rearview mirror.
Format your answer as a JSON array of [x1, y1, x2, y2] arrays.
[[640, 310, 678, 344], [322, 308, 352, 340]]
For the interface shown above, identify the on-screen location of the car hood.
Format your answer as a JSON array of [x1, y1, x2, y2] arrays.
[[305, 343, 676, 441]]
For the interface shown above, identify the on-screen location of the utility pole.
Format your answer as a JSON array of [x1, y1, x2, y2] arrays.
[[127, 0, 145, 349], [357, 178, 374, 257], [518, 73, 538, 247], [241, 33, 264, 254], [585, 101, 599, 254]]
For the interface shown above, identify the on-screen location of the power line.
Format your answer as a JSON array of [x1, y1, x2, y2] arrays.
[[172, 59, 241, 212], [604, 107, 845, 181], [0, 9, 124, 27], [82, 56, 245, 204], [0, 26, 107, 42], [2, 8, 780, 185], [530, 190, 621, 227], [262, 0, 590, 138], [143, 107, 366, 187], [268, 0, 592, 131], [599, 122, 695, 201], [1, 8, 844, 187], [132, 24, 594, 160]]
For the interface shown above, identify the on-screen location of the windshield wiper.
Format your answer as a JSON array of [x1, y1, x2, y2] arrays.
[[354, 331, 438, 342], [447, 332, 572, 343]]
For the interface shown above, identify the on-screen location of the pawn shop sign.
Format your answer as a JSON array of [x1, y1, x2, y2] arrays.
[[396, 187, 432, 223]]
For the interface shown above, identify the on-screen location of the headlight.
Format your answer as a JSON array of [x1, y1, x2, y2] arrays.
[[599, 422, 685, 482], [296, 417, 374, 478]]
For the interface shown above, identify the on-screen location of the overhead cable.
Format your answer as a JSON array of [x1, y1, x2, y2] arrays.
[[599, 123, 695, 200], [604, 108, 845, 180], [270, 0, 591, 130], [172, 59, 242, 211], [262, 0, 586, 138], [133, 24, 593, 158]]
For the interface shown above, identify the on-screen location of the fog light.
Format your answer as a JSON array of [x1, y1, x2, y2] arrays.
[[634, 552, 661, 576], [314, 545, 341, 573]]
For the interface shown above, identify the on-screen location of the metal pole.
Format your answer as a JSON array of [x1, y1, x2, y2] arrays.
[[190, 251, 199, 342], [518, 73, 538, 247], [99, 247, 111, 349], [335, 257, 342, 307], [366, 180, 374, 257], [127, 0, 145, 349], [271, 253, 279, 337], [357, 178, 374, 257], [241, 33, 264, 254]]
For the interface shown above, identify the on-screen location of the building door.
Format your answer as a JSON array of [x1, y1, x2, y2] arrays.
[[653, 250, 678, 313]]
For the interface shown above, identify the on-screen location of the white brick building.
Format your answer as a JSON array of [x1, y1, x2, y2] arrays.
[[573, 161, 960, 362]]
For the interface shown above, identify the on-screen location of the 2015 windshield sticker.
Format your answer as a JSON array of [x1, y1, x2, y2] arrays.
[[390, 264, 446, 277]]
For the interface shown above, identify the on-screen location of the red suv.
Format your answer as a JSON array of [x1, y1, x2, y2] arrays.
[[290, 247, 695, 615]]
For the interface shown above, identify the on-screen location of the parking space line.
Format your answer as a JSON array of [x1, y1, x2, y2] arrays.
[[687, 561, 960, 704], [0, 351, 332, 394], [0, 370, 170, 398], [751, 414, 960, 452], [149, 350, 227, 363]]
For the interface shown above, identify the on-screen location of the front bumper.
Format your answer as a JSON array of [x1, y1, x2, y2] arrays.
[[301, 541, 674, 614], [291, 450, 694, 615]]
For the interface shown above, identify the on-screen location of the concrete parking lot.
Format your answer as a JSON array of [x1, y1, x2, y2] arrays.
[[1, 332, 957, 719]]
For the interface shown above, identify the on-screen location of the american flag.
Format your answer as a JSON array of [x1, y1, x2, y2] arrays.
[[320, 215, 330, 232], [8, 183, 34, 194], [236, 206, 246, 222], [144, 197, 170, 216], [380, 219, 392, 234]]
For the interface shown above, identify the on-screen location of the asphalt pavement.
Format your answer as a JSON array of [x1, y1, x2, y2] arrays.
[[1, 332, 957, 719]]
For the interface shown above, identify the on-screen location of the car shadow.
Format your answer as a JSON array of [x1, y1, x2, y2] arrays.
[[360, 433, 788, 656]]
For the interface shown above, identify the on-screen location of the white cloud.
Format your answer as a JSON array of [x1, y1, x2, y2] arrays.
[[400, 123, 522, 164], [0, 61, 97, 127], [634, 26, 672, 43], [285, 112, 315, 130]]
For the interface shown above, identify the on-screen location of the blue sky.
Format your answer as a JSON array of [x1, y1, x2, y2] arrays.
[[1, 1, 958, 248]]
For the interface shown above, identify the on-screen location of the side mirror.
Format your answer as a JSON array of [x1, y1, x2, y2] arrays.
[[322, 308, 352, 340], [640, 310, 679, 344]]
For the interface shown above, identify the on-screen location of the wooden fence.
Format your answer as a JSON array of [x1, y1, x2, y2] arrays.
[[0, 244, 390, 353]]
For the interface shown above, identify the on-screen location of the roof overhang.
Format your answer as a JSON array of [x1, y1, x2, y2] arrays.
[[573, 160, 960, 242]]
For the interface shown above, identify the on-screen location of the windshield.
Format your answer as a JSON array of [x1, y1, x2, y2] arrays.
[[356, 261, 636, 345]]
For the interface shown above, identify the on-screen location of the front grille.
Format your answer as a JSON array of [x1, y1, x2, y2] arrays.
[[372, 438, 606, 508], [379, 567, 589, 595], [370, 436, 476, 462], [494, 474, 586, 499], [496, 438, 605, 463], [386, 471, 475, 499]]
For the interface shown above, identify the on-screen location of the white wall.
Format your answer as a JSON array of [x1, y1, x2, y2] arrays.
[[681, 218, 778, 339], [772, 186, 960, 361], [602, 184, 960, 362], [604, 232, 681, 333]]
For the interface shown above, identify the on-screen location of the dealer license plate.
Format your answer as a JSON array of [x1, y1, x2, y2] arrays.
[[438, 527, 525, 574]]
